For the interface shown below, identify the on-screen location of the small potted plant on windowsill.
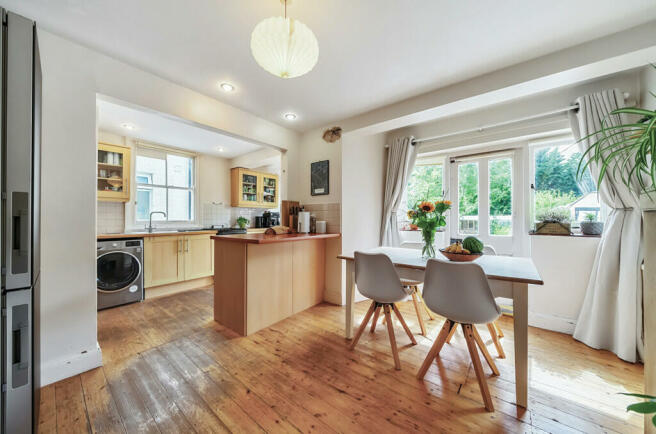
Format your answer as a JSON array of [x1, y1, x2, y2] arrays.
[[580, 212, 604, 236], [535, 209, 571, 235]]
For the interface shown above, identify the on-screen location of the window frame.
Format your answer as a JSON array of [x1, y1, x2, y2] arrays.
[[397, 155, 445, 229], [528, 136, 604, 230], [133, 145, 198, 225]]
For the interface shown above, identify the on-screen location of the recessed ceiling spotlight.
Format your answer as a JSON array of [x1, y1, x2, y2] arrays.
[[220, 82, 235, 92], [284, 113, 297, 121], [217, 147, 225, 152], [121, 123, 135, 130]]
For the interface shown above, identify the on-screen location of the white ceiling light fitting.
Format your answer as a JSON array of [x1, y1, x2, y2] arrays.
[[220, 82, 235, 92], [217, 147, 225, 152], [284, 113, 297, 121], [250, 0, 319, 79], [120, 123, 135, 130]]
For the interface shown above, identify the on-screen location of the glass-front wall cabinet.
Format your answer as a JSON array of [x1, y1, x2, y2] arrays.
[[98, 142, 131, 202], [231, 168, 279, 208], [262, 175, 278, 205], [241, 171, 259, 205]]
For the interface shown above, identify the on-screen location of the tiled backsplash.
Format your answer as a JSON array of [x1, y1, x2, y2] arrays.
[[97, 201, 125, 234], [97, 200, 276, 234], [97, 200, 339, 233], [301, 203, 341, 234]]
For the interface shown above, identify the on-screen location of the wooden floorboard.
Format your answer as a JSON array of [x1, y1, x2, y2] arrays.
[[38, 287, 644, 433]]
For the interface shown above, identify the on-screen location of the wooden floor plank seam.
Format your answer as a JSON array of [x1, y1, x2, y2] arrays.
[[38, 287, 643, 433]]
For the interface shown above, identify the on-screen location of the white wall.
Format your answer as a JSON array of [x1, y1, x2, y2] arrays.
[[297, 127, 342, 205], [198, 154, 231, 206], [528, 235, 601, 333], [38, 28, 299, 386]]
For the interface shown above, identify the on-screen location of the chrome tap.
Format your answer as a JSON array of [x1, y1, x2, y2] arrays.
[[147, 211, 167, 233]]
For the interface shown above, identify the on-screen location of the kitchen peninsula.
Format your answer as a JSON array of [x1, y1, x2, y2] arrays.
[[212, 232, 340, 335]]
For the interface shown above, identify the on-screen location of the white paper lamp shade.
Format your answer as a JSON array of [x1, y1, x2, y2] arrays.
[[251, 16, 319, 79]]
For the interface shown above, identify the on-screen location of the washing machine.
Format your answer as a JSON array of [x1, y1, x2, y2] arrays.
[[97, 238, 144, 310]]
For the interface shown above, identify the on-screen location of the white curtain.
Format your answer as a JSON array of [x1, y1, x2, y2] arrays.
[[569, 89, 644, 363], [380, 137, 417, 246]]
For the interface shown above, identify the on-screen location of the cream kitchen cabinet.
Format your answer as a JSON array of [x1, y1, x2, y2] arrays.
[[144, 233, 213, 288]]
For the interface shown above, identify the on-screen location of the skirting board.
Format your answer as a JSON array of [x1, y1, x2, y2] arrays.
[[39, 342, 102, 387], [528, 311, 577, 335], [146, 276, 213, 299]]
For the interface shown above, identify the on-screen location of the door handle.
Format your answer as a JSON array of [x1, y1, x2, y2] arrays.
[[178, 239, 182, 253], [185, 239, 189, 252]]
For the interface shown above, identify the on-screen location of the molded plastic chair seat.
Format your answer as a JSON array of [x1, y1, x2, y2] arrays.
[[417, 258, 501, 412], [349, 252, 417, 370]]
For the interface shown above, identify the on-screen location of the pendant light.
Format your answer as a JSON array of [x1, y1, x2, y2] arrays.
[[250, 0, 319, 79]]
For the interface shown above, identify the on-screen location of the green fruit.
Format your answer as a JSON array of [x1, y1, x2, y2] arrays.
[[462, 236, 483, 254]]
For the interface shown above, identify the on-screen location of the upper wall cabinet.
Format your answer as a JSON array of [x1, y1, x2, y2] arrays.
[[230, 167, 279, 209], [97, 142, 131, 202]]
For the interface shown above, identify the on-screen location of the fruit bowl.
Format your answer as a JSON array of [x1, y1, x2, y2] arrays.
[[438, 249, 483, 262]]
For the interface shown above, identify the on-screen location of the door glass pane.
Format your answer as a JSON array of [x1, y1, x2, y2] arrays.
[[97, 252, 140, 291], [242, 173, 258, 202], [458, 162, 479, 234], [167, 154, 193, 188], [489, 158, 512, 236], [168, 189, 193, 221], [136, 186, 166, 221], [136, 155, 166, 185], [263, 176, 277, 204]]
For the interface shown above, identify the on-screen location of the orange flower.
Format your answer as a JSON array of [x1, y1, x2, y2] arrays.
[[444, 200, 452, 206], [419, 201, 435, 212]]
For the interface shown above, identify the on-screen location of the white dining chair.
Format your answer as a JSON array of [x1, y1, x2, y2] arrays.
[[350, 252, 417, 370], [444, 244, 506, 358], [417, 259, 501, 412]]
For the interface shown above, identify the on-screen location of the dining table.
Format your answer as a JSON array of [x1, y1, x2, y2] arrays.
[[338, 247, 544, 409]]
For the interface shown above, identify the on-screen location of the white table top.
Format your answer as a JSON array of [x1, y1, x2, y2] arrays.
[[338, 246, 544, 285]]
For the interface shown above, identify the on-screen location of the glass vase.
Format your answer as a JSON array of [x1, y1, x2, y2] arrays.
[[421, 227, 436, 258]]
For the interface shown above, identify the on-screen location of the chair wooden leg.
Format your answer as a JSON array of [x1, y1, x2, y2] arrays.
[[494, 321, 504, 338], [487, 323, 506, 359], [417, 319, 454, 379], [446, 322, 459, 343], [392, 303, 417, 345], [417, 289, 436, 320], [462, 324, 494, 412], [369, 305, 382, 333], [471, 326, 500, 376], [383, 305, 401, 370], [349, 301, 377, 350], [410, 290, 427, 336]]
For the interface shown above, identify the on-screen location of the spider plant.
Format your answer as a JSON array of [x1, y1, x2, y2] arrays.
[[577, 73, 656, 196]]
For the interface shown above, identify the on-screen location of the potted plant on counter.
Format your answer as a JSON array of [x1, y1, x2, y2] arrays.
[[580, 212, 604, 235], [236, 216, 249, 230], [408, 199, 451, 258]]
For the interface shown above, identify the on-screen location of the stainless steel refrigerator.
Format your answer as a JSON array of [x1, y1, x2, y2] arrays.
[[1, 9, 41, 434]]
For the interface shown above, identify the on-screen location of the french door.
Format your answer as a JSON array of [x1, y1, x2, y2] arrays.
[[449, 152, 519, 255]]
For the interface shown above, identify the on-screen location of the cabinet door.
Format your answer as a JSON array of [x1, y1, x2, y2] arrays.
[[239, 170, 261, 207], [144, 236, 184, 287], [183, 234, 214, 280], [260, 173, 279, 208], [97, 143, 130, 202]]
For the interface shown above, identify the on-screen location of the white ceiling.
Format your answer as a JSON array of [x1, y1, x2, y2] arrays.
[[8, 0, 656, 131], [97, 99, 264, 158]]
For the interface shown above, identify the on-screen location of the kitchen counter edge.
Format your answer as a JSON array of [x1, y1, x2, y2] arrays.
[[212, 233, 341, 244], [98, 230, 217, 240]]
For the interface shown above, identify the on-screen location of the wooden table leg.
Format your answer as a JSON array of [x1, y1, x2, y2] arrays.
[[345, 260, 356, 339], [513, 282, 529, 408]]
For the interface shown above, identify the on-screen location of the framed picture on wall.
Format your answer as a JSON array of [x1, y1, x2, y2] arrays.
[[311, 160, 329, 196]]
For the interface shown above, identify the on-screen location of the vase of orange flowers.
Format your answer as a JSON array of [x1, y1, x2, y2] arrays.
[[408, 199, 452, 258]]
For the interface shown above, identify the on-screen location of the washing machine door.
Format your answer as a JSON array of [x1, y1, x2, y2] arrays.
[[97, 251, 141, 292]]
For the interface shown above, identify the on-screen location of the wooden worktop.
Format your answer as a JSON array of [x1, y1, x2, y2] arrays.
[[98, 230, 216, 240], [211, 233, 340, 244]]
